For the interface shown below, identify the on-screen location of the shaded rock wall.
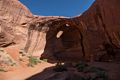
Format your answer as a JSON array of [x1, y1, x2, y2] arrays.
[[73, 0, 120, 60]]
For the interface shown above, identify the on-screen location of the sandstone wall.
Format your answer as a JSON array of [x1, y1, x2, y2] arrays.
[[1, 0, 119, 62], [0, 0, 33, 24], [73, 0, 120, 60], [0, 0, 33, 47], [25, 0, 120, 62]]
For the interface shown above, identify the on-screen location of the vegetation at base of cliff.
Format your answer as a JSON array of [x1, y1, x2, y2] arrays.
[[53, 62, 108, 80], [75, 62, 89, 72], [19, 48, 41, 67], [0, 48, 16, 66], [27, 56, 41, 67], [74, 62, 108, 80]]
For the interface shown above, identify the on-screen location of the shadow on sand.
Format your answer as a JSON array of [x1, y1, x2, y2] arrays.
[[26, 66, 56, 80], [26, 62, 120, 80]]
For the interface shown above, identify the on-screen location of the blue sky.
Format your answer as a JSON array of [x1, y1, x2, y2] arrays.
[[20, 0, 95, 17]]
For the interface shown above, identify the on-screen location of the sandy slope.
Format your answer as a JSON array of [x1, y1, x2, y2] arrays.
[[0, 46, 120, 80], [0, 62, 54, 80], [0, 46, 55, 80]]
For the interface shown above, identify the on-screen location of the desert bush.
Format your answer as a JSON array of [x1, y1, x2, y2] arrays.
[[84, 66, 105, 73], [85, 67, 108, 80], [19, 49, 41, 67], [75, 62, 89, 72], [27, 56, 41, 67], [75, 62, 108, 80], [0, 48, 16, 66]]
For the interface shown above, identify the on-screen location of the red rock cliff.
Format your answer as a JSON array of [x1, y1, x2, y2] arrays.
[[25, 0, 120, 62], [0, 0, 33, 47], [72, 0, 120, 60], [0, 0, 119, 62]]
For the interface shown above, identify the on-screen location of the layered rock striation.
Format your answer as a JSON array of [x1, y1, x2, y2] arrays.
[[0, 0, 33, 47]]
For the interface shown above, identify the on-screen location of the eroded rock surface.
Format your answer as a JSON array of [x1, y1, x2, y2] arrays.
[[0, 0, 33, 47], [25, 0, 120, 62], [0, 0, 119, 62]]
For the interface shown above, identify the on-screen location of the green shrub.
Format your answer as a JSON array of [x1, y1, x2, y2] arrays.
[[75, 62, 89, 72], [75, 62, 108, 80], [96, 70, 108, 80], [0, 49, 16, 66], [27, 56, 41, 67], [84, 67, 105, 73], [84, 67, 108, 80]]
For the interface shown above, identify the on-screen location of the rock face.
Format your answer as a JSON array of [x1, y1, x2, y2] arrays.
[[74, 0, 120, 61], [25, 0, 120, 62], [0, 0, 33, 47], [0, 0, 120, 62], [24, 16, 66, 55]]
